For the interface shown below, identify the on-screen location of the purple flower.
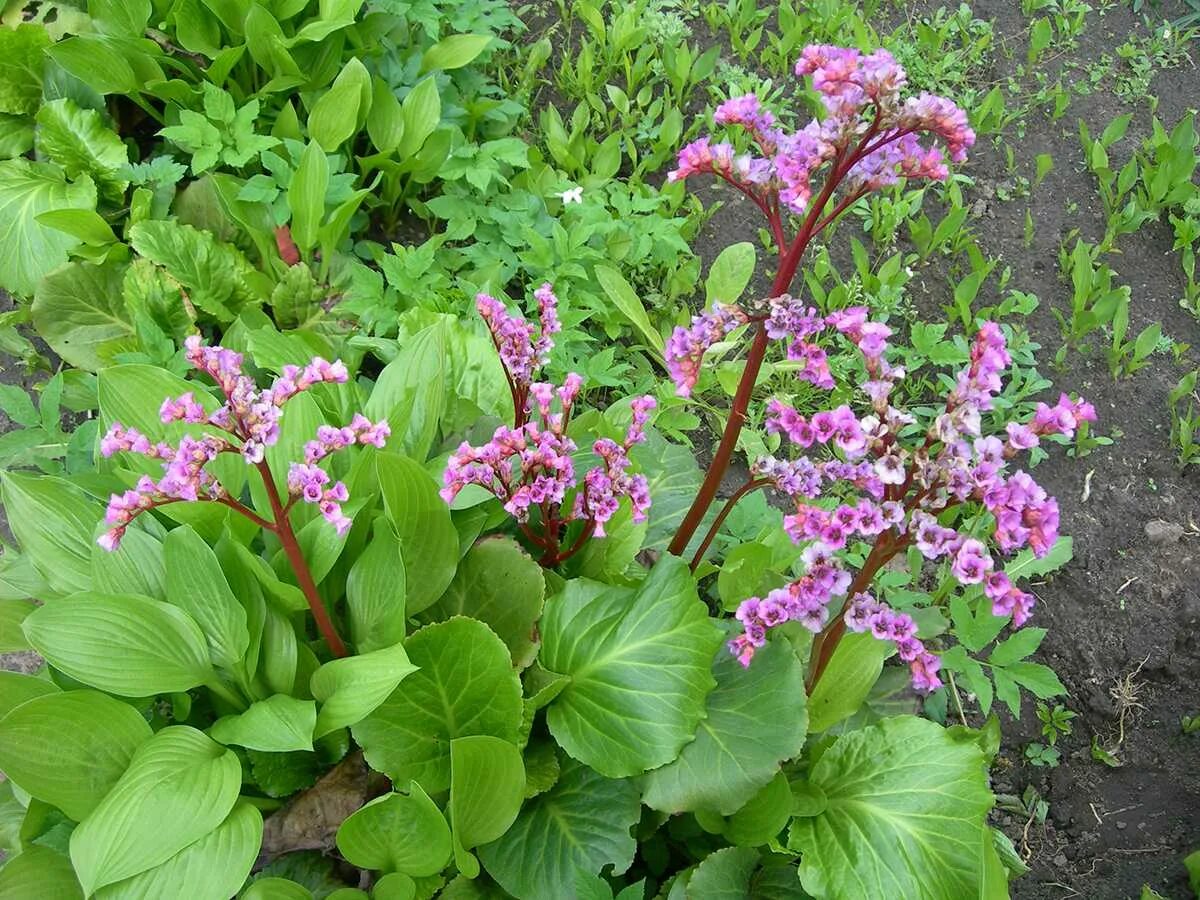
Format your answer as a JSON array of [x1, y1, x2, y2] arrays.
[[666, 303, 748, 397]]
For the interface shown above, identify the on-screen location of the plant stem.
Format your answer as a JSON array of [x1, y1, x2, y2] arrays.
[[205, 677, 248, 712], [255, 462, 348, 658], [689, 477, 770, 571]]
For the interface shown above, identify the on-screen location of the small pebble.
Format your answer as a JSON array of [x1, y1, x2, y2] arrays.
[[1116, 821, 1127, 830], [1053, 853, 1069, 868], [1145, 520, 1184, 544]]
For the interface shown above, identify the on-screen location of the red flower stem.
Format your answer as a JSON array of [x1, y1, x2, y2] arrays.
[[669, 155, 853, 557], [542, 519, 596, 567], [216, 496, 276, 531], [689, 477, 771, 571], [806, 534, 908, 691], [255, 461, 348, 658]]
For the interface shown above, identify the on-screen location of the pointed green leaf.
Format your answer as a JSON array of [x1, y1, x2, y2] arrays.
[[0, 670, 60, 720], [93, 801, 262, 900], [540, 557, 722, 777], [165, 525, 249, 669], [594, 264, 663, 355], [69, 726, 242, 896], [310, 641, 418, 739], [420, 34, 492, 73], [346, 519, 407, 654], [24, 593, 214, 696], [210, 695, 316, 752], [92, 527, 167, 601], [1, 471, 100, 596], [806, 632, 890, 733], [0, 846, 82, 899], [0, 690, 152, 821], [705, 242, 757, 305]]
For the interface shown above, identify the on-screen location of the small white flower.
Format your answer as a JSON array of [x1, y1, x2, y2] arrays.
[[559, 186, 583, 204]]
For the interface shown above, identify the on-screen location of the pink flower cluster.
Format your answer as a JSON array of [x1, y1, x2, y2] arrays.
[[665, 303, 748, 397], [669, 45, 975, 214], [729, 319, 1093, 694], [98, 338, 389, 549], [443, 288, 656, 546]]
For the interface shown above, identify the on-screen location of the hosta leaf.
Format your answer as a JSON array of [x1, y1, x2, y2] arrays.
[[478, 758, 639, 900], [365, 325, 447, 464], [92, 527, 167, 601], [31, 261, 133, 372], [806, 632, 890, 733], [789, 716, 993, 899], [34, 99, 129, 203], [0, 670, 60, 720], [345, 520, 407, 654], [210, 695, 316, 752], [164, 525, 249, 670], [354, 617, 522, 793], [0, 690, 151, 821], [335, 782, 451, 876], [448, 735, 525, 867], [540, 557, 722, 777], [93, 801, 262, 900], [704, 242, 757, 305], [24, 593, 214, 696], [310, 641, 417, 739], [375, 452, 457, 614], [0, 846, 82, 899], [69, 726, 242, 896], [422, 536, 544, 668], [643, 631, 807, 815], [1, 470, 100, 596], [0, 159, 96, 298]]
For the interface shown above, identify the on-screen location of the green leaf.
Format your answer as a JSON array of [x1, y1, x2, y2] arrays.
[[98, 364, 219, 440], [24, 593, 214, 697], [987, 628, 1046, 667], [336, 782, 451, 876], [0, 159, 97, 298], [88, 0, 151, 37], [0, 690, 152, 821], [806, 632, 890, 733], [1, 471, 101, 596], [449, 736, 525, 860], [210, 695, 316, 752], [375, 452, 457, 614], [420, 34, 492, 73], [594, 264, 664, 356], [722, 770, 793, 847], [0, 599, 36, 652], [687, 847, 760, 898], [642, 632, 807, 815], [35, 99, 129, 204], [1184, 848, 1200, 896], [478, 758, 639, 900], [366, 77, 404, 154], [789, 717, 993, 898], [397, 77, 441, 158], [0, 846, 82, 899], [705, 242, 757, 305], [0, 25, 50, 117], [308, 58, 371, 151], [92, 527, 167, 601], [93, 801, 262, 900], [32, 261, 133, 372], [127, 219, 251, 324], [310, 641, 417, 739], [354, 618, 522, 793], [541, 557, 722, 777], [0, 670, 60, 720], [69, 726, 241, 896], [1004, 662, 1066, 699], [165, 525, 249, 670], [365, 322, 448, 463], [422, 536, 544, 668], [345, 520, 407, 654]]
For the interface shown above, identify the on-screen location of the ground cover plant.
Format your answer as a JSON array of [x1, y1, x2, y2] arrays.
[[1, 0, 1199, 898]]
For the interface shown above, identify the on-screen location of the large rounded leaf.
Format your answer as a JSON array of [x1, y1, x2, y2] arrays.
[[335, 782, 451, 876], [478, 758, 639, 900], [353, 618, 522, 792], [421, 535, 544, 668], [448, 735, 525, 874], [69, 726, 242, 896], [540, 557, 723, 777], [643, 631, 807, 815], [23, 593, 214, 696], [93, 801, 262, 900], [788, 716, 994, 899], [31, 261, 132, 371], [209, 695, 316, 752], [0, 690, 152, 821], [0, 845, 82, 899]]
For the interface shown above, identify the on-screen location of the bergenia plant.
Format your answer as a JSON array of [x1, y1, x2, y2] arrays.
[[442, 284, 656, 566], [97, 335, 389, 657], [661, 46, 1091, 695]]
